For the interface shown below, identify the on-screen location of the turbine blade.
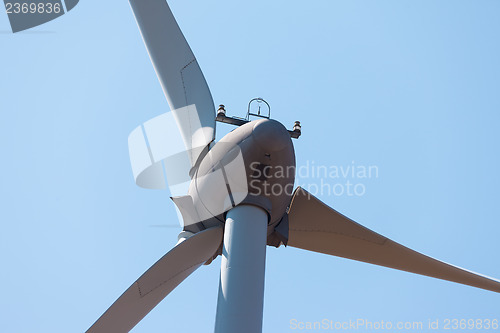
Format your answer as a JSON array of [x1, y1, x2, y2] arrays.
[[129, 0, 216, 187], [86, 226, 223, 333], [285, 187, 500, 293]]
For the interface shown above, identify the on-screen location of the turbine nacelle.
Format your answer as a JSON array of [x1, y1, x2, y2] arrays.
[[173, 118, 296, 238]]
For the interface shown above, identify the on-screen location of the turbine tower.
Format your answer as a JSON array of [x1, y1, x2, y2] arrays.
[[86, 1, 500, 332]]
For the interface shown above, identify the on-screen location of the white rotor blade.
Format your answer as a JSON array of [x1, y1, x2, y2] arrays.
[[286, 187, 500, 293], [129, 0, 216, 186], [86, 226, 223, 333]]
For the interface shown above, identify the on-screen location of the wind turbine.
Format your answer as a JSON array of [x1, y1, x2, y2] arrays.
[[86, 1, 500, 332]]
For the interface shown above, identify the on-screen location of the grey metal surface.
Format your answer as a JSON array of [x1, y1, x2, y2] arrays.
[[189, 119, 296, 230], [215, 205, 268, 333], [215, 113, 301, 139]]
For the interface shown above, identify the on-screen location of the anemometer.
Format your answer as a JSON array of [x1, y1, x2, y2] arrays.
[[215, 98, 302, 139]]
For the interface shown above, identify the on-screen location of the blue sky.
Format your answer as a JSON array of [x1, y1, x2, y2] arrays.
[[1, 1, 499, 332]]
